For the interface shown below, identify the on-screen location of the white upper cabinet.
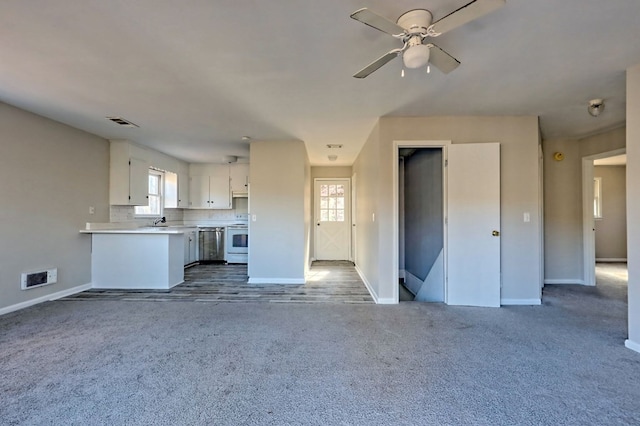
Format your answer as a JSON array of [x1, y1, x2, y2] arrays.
[[177, 162, 190, 208], [164, 171, 178, 208], [109, 139, 190, 207], [189, 165, 231, 209], [109, 141, 150, 205], [229, 163, 249, 195]]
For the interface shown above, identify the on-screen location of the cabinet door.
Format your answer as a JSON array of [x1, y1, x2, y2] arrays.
[[177, 171, 190, 208], [209, 167, 231, 209], [230, 163, 249, 193], [189, 231, 198, 264], [189, 175, 210, 208], [164, 171, 178, 208], [129, 157, 150, 205], [184, 232, 190, 265]]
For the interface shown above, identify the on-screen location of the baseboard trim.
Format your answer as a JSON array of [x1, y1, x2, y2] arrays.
[[544, 279, 586, 285], [248, 277, 305, 285], [0, 283, 92, 316], [596, 258, 627, 263], [501, 298, 541, 306], [625, 339, 640, 354], [354, 265, 395, 304]]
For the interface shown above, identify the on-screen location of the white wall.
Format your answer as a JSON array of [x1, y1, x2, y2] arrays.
[[352, 122, 381, 298], [594, 166, 627, 260], [353, 116, 542, 304], [626, 64, 640, 352], [543, 128, 626, 282], [0, 102, 109, 312], [248, 140, 310, 283]]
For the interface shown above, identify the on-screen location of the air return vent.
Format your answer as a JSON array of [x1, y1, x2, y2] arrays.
[[21, 268, 57, 290], [106, 116, 139, 128]]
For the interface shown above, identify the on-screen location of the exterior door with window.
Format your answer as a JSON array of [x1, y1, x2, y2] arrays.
[[315, 179, 351, 260]]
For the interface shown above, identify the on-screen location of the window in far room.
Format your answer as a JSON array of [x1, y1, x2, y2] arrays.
[[594, 176, 603, 219], [135, 170, 163, 216]]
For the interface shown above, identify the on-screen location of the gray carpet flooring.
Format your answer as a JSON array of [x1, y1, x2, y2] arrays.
[[1, 264, 639, 425]]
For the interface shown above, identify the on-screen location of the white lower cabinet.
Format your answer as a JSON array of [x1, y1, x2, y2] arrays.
[[184, 229, 198, 266]]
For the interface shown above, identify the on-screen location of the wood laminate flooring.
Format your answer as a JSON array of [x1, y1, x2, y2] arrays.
[[63, 261, 373, 304]]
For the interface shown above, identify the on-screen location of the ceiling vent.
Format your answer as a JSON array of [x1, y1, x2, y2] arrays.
[[106, 116, 139, 128]]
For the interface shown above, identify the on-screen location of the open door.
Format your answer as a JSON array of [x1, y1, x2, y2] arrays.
[[447, 143, 501, 307]]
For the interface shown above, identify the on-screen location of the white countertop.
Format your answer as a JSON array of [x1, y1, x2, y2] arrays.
[[81, 222, 247, 234], [80, 227, 189, 234]]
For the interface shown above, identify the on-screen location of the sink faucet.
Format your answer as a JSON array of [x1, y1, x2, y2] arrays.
[[153, 216, 166, 226]]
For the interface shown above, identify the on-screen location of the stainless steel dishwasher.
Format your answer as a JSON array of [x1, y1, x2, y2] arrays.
[[198, 227, 225, 263]]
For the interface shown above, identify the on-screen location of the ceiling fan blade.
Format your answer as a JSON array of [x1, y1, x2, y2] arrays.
[[350, 8, 406, 36], [427, 44, 460, 74], [429, 0, 505, 36], [354, 49, 401, 79]]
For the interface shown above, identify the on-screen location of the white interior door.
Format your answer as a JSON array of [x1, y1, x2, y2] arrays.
[[315, 179, 351, 260], [447, 143, 501, 307]]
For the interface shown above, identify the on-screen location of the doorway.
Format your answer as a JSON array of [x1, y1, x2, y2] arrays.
[[399, 148, 445, 302], [582, 149, 627, 285], [314, 178, 351, 260], [394, 141, 502, 307]]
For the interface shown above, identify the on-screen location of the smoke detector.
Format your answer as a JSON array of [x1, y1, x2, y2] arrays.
[[588, 99, 605, 117]]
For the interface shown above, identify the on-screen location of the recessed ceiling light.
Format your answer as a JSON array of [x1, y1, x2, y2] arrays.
[[106, 116, 139, 128]]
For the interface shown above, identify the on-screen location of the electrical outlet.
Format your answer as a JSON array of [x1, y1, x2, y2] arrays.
[[89, 206, 95, 215]]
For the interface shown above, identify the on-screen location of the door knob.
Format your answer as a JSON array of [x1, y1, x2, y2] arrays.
[[492, 230, 500, 237]]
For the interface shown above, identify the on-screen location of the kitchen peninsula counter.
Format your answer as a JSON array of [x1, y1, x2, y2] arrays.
[[81, 227, 187, 290]]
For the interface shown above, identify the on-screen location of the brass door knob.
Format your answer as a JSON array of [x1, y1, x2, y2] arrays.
[[492, 230, 500, 237]]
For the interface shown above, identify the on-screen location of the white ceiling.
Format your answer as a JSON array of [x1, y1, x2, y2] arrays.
[[1, 1, 639, 165]]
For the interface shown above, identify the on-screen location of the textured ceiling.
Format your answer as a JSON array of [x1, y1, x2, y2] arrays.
[[1, 1, 638, 165]]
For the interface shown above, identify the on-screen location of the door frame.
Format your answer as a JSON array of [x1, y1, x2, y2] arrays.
[[392, 140, 451, 304], [351, 173, 357, 263], [582, 148, 626, 285], [313, 178, 352, 261]]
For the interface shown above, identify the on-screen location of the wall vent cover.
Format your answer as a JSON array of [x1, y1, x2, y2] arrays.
[[106, 116, 139, 128], [21, 268, 57, 290]]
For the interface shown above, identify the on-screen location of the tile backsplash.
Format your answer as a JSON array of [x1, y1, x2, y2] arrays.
[[110, 206, 184, 224], [110, 198, 248, 225]]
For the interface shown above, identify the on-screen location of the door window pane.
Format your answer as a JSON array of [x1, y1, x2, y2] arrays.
[[319, 182, 346, 222]]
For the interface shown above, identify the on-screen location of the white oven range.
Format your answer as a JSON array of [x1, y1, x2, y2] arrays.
[[226, 224, 248, 264]]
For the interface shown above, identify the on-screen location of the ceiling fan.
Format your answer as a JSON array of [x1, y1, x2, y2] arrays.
[[350, 0, 506, 78]]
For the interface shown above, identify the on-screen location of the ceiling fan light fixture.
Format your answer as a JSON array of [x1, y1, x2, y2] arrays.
[[403, 44, 430, 69]]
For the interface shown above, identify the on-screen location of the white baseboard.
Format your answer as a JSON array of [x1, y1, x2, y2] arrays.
[[501, 298, 541, 306], [354, 265, 394, 304], [625, 339, 640, 354], [596, 258, 627, 263], [544, 279, 586, 285], [248, 277, 305, 285], [0, 283, 92, 316]]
